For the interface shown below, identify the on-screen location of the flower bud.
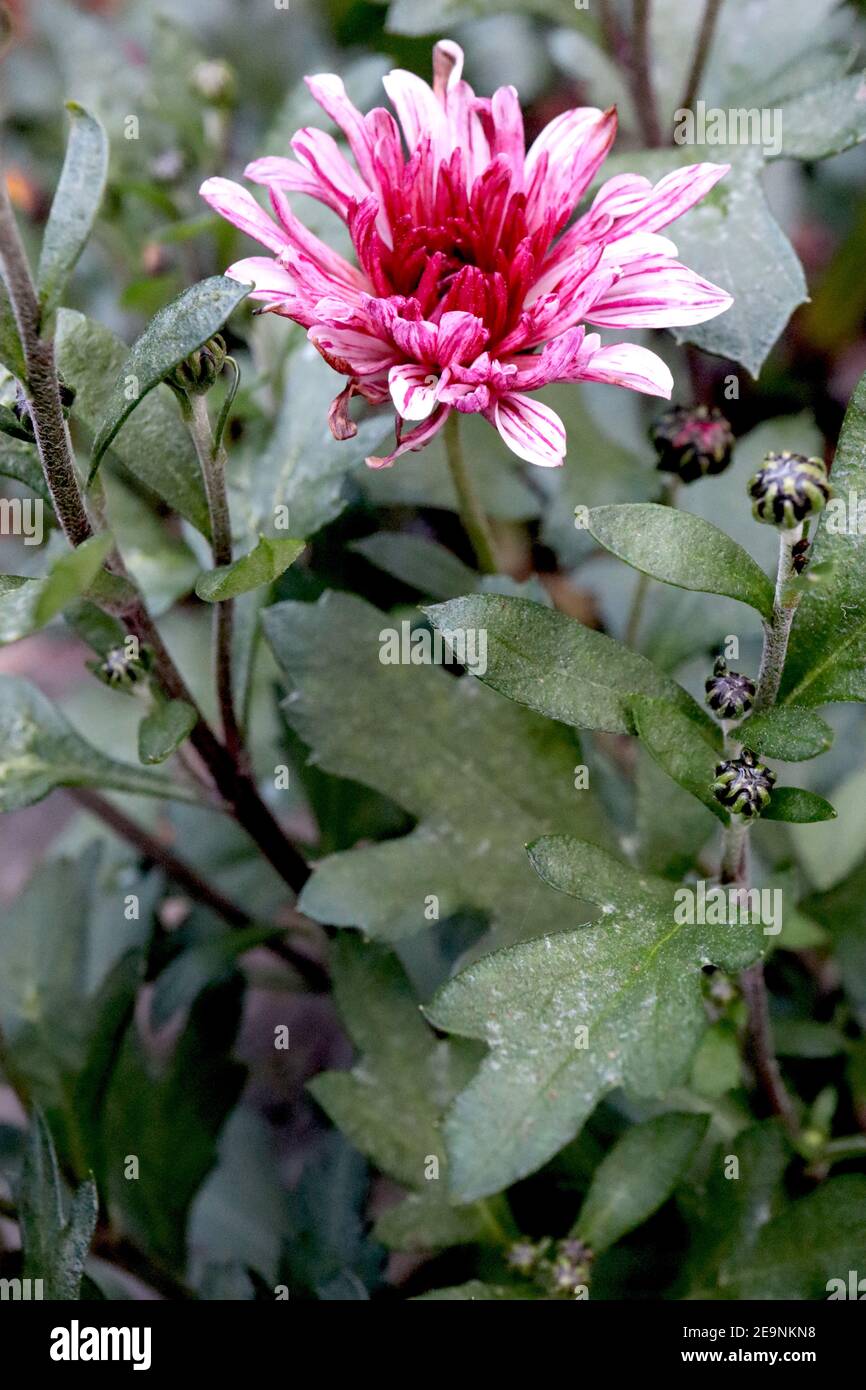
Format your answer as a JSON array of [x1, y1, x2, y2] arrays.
[[165, 334, 228, 396], [748, 451, 831, 529], [90, 645, 151, 692], [713, 748, 776, 818], [650, 404, 734, 483], [705, 657, 755, 720]]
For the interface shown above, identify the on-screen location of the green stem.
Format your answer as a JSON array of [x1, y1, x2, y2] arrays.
[[443, 411, 499, 575], [680, 0, 724, 112], [187, 391, 244, 764], [753, 524, 803, 713]]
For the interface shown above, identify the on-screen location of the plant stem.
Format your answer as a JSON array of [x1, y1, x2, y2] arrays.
[[0, 175, 312, 897], [629, 0, 663, 148], [69, 787, 328, 991], [680, 0, 724, 112], [624, 571, 650, 649], [443, 410, 499, 574], [187, 391, 244, 764], [721, 524, 803, 1137], [752, 524, 803, 713]]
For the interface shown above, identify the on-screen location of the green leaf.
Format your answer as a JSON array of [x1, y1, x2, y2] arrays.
[[0, 435, 52, 502], [774, 71, 866, 161], [138, 698, 196, 765], [19, 1110, 98, 1301], [426, 835, 760, 1200], [150, 918, 277, 1028], [0, 401, 36, 441], [802, 856, 866, 1025], [415, 1280, 538, 1301], [103, 980, 246, 1268], [426, 594, 705, 737], [56, 309, 209, 534], [309, 938, 475, 1191], [350, 533, 479, 600], [0, 848, 157, 1165], [374, 1189, 490, 1253], [235, 339, 391, 542], [33, 531, 113, 627], [575, 1114, 709, 1254], [279, 1130, 384, 1299], [195, 535, 305, 602], [631, 694, 726, 821], [0, 279, 26, 379], [86, 276, 250, 484], [587, 504, 775, 619], [102, 473, 199, 616], [731, 1176, 866, 1298], [760, 787, 837, 823], [690, 1022, 742, 1098], [264, 593, 610, 954], [0, 675, 196, 809], [36, 103, 108, 319], [736, 706, 834, 761], [683, 1121, 791, 1296], [782, 370, 866, 705], [636, 746, 717, 878]]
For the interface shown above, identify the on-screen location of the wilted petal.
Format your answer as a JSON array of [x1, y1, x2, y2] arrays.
[[309, 324, 399, 377], [366, 407, 450, 468], [494, 393, 566, 467]]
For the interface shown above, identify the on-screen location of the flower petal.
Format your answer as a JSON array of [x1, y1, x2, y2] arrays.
[[199, 177, 287, 253], [366, 406, 450, 468], [585, 256, 733, 328], [494, 393, 566, 467], [578, 341, 673, 397], [389, 363, 440, 420]]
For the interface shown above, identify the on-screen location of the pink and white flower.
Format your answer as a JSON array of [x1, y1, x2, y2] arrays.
[[201, 41, 732, 469]]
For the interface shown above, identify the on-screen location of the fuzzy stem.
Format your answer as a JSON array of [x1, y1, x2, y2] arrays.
[[630, 0, 663, 148], [0, 173, 311, 897], [752, 524, 803, 713], [680, 0, 724, 113], [443, 410, 499, 574], [187, 391, 244, 764], [722, 524, 803, 1136]]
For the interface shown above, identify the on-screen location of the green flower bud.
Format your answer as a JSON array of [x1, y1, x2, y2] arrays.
[[705, 656, 755, 720], [165, 334, 228, 397], [89, 644, 151, 693], [713, 748, 776, 818], [748, 451, 831, 529], [650, 404, 734, 483]]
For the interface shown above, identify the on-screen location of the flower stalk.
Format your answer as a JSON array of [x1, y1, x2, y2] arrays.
[[443, 410, 500, 575]]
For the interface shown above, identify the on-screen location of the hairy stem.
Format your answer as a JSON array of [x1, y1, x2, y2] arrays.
[[0, 174, 311, 897], [721, 525, 803, 1136], [680, 0, 724, 112], [69, 788, 328, 991], [443, 410, 499, 574], [630, 0, 663, 148], [187, 392, 244, 764]]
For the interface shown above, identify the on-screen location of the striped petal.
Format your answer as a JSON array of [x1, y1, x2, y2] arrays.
[[493, 393, 566, 467]]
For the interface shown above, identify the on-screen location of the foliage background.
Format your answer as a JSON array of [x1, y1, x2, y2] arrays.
[[2, 0, 866, 1301]]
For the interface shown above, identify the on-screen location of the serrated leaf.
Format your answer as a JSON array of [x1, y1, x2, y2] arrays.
[[195, 535, 305, 602], [575, 1114, 709, 1253], [736, 706, 834, 761], [426, 836, 760, 1200], [0, 675, 196, 808], [587, 504, 775, 619], [782, 370, 866, 705], [426, 594, 704, 736], [56, 309, 209, 534], [631, 694, 726, 821], [36, 103, 108, 319], [731, 1176, 866, 1298], [309, 936, 490, 1252], [760, 787, 837, 823], [86, 276, 249, 484], [19, 1110, 98, 1301], [264, 592, 610, 953], [138, 698, 196, 765]]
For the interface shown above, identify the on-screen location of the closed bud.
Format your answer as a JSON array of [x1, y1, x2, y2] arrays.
[[713, 748, 776, 818], [650, 404, 734, 483], [748, 451, 831, 529], [705, 656, 755, 720], [165, 334, 228, 396]]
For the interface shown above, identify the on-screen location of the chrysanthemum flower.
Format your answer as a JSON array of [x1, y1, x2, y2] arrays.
[[201, 41, 732, 469]]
